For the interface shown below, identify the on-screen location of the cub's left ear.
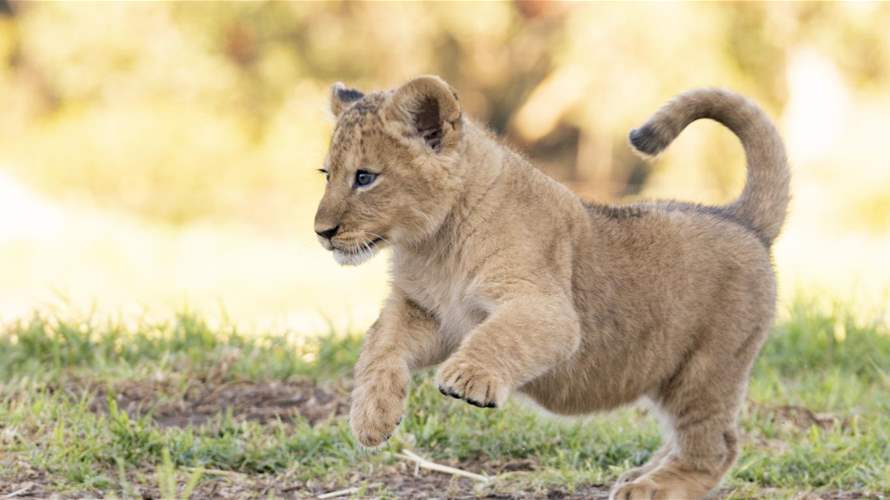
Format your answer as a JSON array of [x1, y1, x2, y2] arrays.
[[387, 75, 462, 152], [330, 82, 365, 117]]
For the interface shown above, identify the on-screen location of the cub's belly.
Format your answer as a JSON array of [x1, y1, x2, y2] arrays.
[[517, 353, 651, 415]]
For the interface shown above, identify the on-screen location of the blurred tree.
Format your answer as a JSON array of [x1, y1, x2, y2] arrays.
[[0, 1, 887, 232]]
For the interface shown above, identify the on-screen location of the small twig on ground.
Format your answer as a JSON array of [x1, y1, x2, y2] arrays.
[[1, 483, 34, 499], [397, 449, 490, 483], [318, 487, 360, 499]]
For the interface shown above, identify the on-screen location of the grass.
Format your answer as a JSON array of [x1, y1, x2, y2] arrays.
[[0, 301, 888, 498]]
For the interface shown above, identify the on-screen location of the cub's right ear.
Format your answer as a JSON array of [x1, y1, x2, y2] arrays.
[[330, 82, 364, 117]]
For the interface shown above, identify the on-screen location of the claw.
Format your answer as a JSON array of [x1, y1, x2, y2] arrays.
[[438, 385, 462, 399], [439, 384, 498, 408], [466, 398, 484, 408], [466, 397, 497, 409]]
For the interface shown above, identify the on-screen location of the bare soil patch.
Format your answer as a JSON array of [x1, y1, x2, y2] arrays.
[[88, 378, 350, 428], [749, 402, 849, 431]]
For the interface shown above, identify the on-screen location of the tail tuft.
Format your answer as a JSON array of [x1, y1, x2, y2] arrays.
[[628, 125, 667, 157]]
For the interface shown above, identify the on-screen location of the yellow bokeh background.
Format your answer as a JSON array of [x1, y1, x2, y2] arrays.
[[1, 2, 888, 333]]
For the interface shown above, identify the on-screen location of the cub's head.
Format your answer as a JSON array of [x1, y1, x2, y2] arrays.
[[314, 76, 465, 265]]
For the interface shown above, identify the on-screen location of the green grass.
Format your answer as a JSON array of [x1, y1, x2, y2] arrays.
[[1, 302, 888, 498]]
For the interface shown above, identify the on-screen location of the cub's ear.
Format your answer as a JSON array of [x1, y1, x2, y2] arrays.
[[330, 82, 365, 117], [387, 75, 462, 152]]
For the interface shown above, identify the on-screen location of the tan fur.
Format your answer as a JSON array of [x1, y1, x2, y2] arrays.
[[314, 76, 789, 500]]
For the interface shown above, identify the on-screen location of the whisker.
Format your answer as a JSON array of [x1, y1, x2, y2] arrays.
[[366, 231, 392, 246]]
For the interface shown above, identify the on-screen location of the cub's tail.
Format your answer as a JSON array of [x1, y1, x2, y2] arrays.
[[629, 88, 790, 247]]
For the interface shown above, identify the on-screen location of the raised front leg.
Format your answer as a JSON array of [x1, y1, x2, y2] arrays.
[[350, 291, 445, 447], [436, 292, 580, 408]]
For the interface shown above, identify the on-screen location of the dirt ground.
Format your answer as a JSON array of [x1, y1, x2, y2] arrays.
[[0, 465, 613, 499], [88, 378, 351, 428], [0, 463, 872, 499]]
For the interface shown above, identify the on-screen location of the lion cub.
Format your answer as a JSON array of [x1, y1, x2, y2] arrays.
[[314, 76, 789, 500]]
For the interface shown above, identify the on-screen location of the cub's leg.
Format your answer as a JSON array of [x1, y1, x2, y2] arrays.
[[350, 292, 447, 447], [610, 415, 739, 500], [610, 327, 761, 500], [616, 398, 686, 485], [436, 293, 580, 408], [614, 440, 674, 486]]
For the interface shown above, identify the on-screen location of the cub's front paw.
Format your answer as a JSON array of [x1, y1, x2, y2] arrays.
[[349, 376, 406, 448], [436, 357, 508, 409]]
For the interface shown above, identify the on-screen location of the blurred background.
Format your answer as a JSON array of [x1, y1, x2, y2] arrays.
[[1, 1, 888, 333]]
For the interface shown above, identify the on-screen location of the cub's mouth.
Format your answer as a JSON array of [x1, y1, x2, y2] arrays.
[[331, 237, 385, 266]]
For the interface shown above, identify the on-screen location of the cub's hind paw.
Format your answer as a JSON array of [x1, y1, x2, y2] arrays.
[[610, 474, 711, 500], [610, 479, 662, 500]]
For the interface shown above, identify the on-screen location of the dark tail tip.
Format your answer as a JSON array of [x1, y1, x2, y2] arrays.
[[629, 125, 665, 156]]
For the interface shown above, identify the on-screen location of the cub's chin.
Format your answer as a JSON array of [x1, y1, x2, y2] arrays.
[[332, 238, 384, 266]]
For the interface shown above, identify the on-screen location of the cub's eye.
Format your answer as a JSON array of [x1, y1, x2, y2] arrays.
[[354, 170, 378, 188]]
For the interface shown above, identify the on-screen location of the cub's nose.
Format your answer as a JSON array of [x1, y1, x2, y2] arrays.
[[315, 225, 340, 240]]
